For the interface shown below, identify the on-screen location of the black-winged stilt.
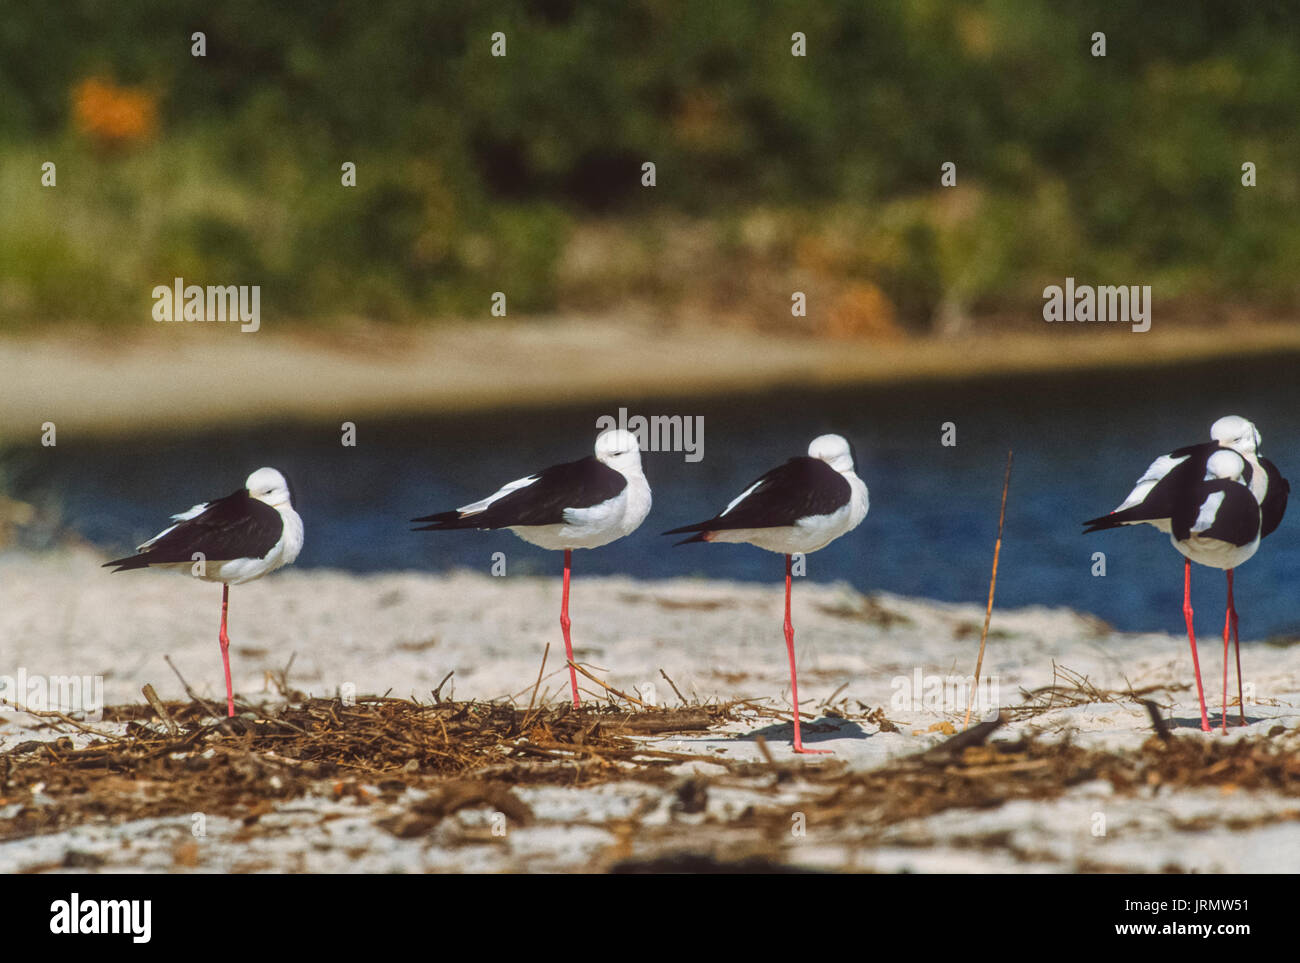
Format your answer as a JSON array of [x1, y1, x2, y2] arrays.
[[663, 433, 868, 754], [1083, 420, 1277, 732], [1199, 416, 1288, 728], [104, 467, 304, 718], [411, 429, 652, 707]]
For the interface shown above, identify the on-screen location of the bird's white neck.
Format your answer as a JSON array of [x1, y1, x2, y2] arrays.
[[843, 470, 870, 528], [620, 469, 653, 534], [276, 504, 305, 567], [1223, 446, 1267, 503]]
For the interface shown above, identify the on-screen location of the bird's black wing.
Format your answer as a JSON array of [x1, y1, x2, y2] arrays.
[[104, 489, 284, 570], [1082, 441, 1219, 533], [663, 457, 850, 542], [412, 456, 627, 531], [1193, 481, 1261, 547], [1260, 457, 1289, 538]]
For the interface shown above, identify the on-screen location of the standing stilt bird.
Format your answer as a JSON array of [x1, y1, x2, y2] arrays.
[[103, 467, 304, 718], [663, 434, 868, 754], [1083, 417, 1283, 731], [1201, 417, 1289, 729], [411, 429, 651, 707]]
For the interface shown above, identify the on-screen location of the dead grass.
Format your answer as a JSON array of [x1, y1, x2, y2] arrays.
[[0, 696, 739, 843], [1008, 662, 1190, 721], [720, 722, 1300, 841], [3, 687, 1297, 864]]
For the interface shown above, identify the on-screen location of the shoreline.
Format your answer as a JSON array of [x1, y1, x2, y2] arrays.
[[2, 318, 1298, 442]]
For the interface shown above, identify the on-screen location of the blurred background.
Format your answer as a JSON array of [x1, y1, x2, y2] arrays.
[[3, 0, 1298, 331], [2, 2, 1299, 635]]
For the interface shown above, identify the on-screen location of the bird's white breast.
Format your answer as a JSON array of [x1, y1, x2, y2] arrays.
[[203, 503, 303, 585], [510, 472, 651, 551], [1171, 531, 1259, 571], [713, 471, 868, 555]]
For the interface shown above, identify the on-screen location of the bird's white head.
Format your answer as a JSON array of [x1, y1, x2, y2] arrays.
[[1211, 415, 1261, 456], [594, 429, 644, 473], [808, 433, 856, 473], [246, 467, 294, 508], [1205, 448, 1248, 483]]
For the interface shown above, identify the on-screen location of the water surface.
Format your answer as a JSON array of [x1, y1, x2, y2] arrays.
[[9, 356, 1300, 638]]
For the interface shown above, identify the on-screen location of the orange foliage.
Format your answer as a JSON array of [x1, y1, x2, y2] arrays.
[[72, 77, 157, 149]]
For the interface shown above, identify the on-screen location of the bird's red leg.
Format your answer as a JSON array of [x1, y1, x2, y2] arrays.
[[1182, 558, 1210, 732], [1221, 570, 1231, 733], [1228, 568, 1245, 727], [785, 553, 829, 754], [560, 549, 580, 708], [219, 584, 234, 718]]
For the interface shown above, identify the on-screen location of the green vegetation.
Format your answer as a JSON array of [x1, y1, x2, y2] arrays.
[[1, 1, 1297, 330]]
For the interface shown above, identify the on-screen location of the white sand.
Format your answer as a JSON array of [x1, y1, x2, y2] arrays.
[[2, 547, 1298, 873]]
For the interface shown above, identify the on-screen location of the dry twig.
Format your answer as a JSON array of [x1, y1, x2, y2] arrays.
[[567, 661, 649, 707], [965, 449, 1012, 730], [141, 684, 179, 737], [0, 697, 124, 741]]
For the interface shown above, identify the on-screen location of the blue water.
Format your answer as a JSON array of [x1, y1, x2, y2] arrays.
[[8, 356, 1300, 638]]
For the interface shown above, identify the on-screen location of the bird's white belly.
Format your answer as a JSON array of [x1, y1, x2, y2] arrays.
[[711, 476, 867, 555], [1170, 532, 1260, 571], [510, 476, 651, 551], [194, 508, 303, 584], [712, 503, 862, 555], [207, 553, 288, 584], [143, 557, 279, 584]]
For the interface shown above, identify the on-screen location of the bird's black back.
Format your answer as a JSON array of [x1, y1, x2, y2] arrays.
[[665, 456, 850, 536], [412, 455, 627, 530], [1260, 457, 1289, 538], [1194, 480, 1262, 547], [103, 489, 284, 569], [1082, 441, 1221, 534]]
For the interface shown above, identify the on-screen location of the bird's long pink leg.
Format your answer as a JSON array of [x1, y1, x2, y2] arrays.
[[785, 554, 829, 754], [1221, 570, 1232, 733], [1227, 568, 1245, 727], [219, 584, 235, 718], [1182, 559, 1210, 732], [560, 549, 580, 708]]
